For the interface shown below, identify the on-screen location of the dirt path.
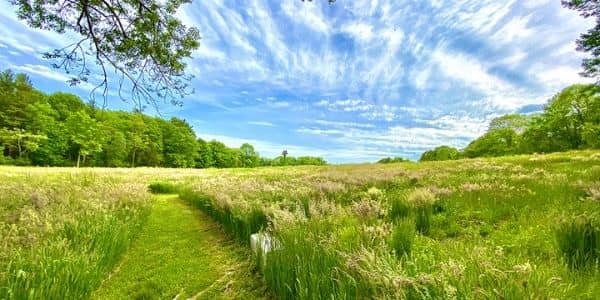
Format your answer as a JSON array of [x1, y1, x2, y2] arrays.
[[93, 195, 267, 299]]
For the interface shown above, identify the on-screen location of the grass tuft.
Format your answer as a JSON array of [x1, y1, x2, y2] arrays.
[[389, 219, 415, 258], [407, 188, 437, 235], [388, 193, 411, 221], [556, 213, 600, 270], [148, 182, 180, 194]]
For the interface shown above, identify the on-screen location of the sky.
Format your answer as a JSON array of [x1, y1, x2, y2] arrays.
[[0, 0, 595, 163]]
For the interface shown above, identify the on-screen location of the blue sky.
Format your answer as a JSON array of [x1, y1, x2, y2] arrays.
[[0, 0, 594, 163]]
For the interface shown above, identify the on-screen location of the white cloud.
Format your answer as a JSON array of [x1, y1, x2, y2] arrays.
[[342, 22, 374, 42], [281, 1, 329, 34], [248, 121, 276, 127], [314, 119, 375, 129]]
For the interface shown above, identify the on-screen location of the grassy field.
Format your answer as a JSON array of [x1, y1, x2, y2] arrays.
[[1, 150, 599, 299]]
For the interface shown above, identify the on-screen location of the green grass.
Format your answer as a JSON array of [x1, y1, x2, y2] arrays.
[[148, 181, 180, 195], [0, 170, 151, 299], [92, 195, 267, 299], [556, 213, 600, 270], [2, 151, 600, 299], [173, 150, 600, 299]]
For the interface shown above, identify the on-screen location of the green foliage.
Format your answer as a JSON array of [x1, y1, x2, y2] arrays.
[[0, 69, 327, 169], [161, 118, 197, 168], [377, 156, 408, 164], [261, 155, 327, 166], [562, 1, 600, 79], [422, 84, 600, 160], [556, 213, 600, 270], [464, 128, 519, 158], [240, 143, 260, 168], [488, 114, 532, 133], [389, 219, 415, 257], [65, 110, 103, 167], [11, 0, 200, 106], [419, 145, 460, 161]]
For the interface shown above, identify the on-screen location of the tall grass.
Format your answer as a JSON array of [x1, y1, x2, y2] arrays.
[[389, 219, 415, 257], [148, 181, 180, 194], [3, 211, 148, 299], [171, 151, 600, 299], [0, 170, 151, 299], [407, 188, 437, 235], [388, 193, 410, 221], [178, 187, 268, 244], [556, 213, 600, 270]]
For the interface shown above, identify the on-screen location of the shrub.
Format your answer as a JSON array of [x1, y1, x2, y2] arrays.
[[389, 219, 415, 258], [147, 182, 180, 194], [407, 188, 437, 235], [555, 213, 599, 270]]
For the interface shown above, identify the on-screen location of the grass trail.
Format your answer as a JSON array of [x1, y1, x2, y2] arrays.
[[92, 195, 267, 299]]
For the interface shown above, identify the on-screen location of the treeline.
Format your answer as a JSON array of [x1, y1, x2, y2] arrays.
[[420, 84, 600, 161], [377, 157, 409, 164], [0, 70, 326, 168]]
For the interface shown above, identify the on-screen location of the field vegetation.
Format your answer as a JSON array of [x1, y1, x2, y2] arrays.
[[170, 151, 600, 298], [1, 151, 599, 299]]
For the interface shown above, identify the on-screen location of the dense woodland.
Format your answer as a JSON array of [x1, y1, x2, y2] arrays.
[[0, 70, 326, 168], [420, 84, 600, 161]]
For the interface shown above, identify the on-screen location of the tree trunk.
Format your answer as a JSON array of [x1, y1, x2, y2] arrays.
[[77, 152, 81, 168], [17, 137, 22, 157], [131, 149, 136, 168]]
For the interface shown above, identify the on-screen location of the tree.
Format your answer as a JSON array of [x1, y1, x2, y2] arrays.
[[377, 157, 408, 164], [562, 1, 600, 79], [98, 122, 128, 167], [195, 138, 214, 168], [419, 146, 460, 162], [11, 0, 200, 108], [47, 92, 89, 121], [162, 117, 197, 168], [488, 114, 532, 134], [240, 143, 260, 167], [463, 129, 519, 158], [526, 84, 600, 152], [65, 110, 103, 167], [0, 71, 45, 129], [0, 128, 47, 161]]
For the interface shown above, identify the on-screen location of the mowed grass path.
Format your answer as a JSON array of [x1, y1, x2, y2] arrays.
[[93, 195, 267, 299]]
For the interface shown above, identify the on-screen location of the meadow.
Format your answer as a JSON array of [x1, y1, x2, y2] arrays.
[[1, 150, 599, 299]]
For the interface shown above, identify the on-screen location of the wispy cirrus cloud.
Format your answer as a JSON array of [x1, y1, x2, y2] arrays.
[[0, 0, 593, 162]]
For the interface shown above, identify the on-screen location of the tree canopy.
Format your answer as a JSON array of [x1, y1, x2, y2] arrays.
[[0, 69, 327, 168], [419, 146, 461, 162]]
